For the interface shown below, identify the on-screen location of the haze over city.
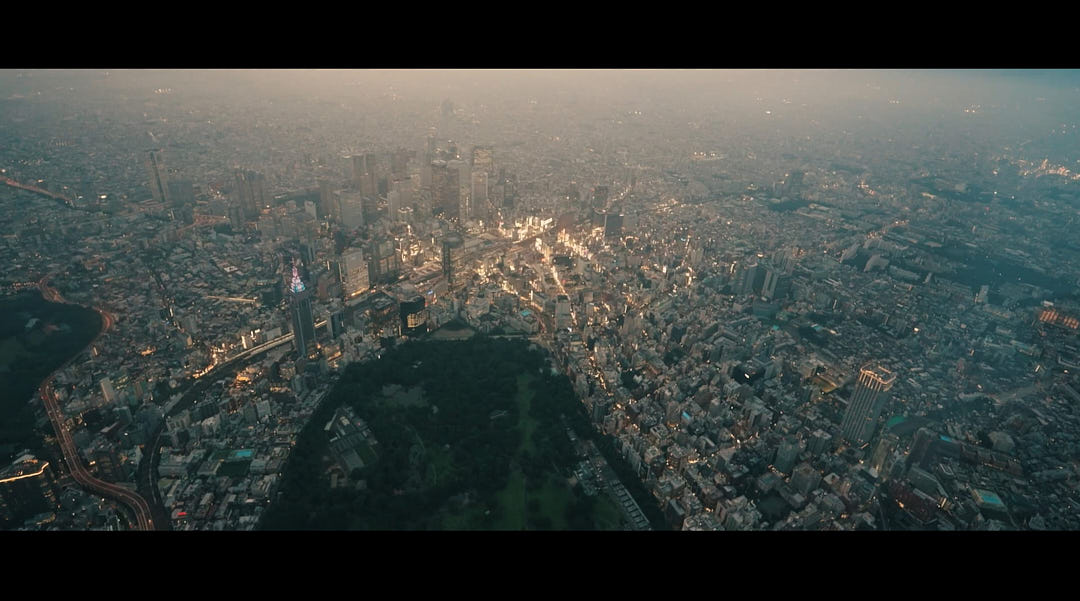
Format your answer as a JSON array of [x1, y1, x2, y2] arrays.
[[2, 69, 1079, 531]]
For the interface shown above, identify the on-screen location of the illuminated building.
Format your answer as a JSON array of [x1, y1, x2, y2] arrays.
[[0, 454, 60, 527], [340, 248, 370, 299], [840, 364, 897, 446], [368, 237, 401, 285], [442, 233, 464, 286], [1038, 306, 1079, 330], [287, 260, 317, 362], [400, 296, 428, 337]]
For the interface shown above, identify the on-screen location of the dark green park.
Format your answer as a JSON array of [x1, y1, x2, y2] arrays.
[[261, 335, 632, 530], [0, 291, 101, 464]]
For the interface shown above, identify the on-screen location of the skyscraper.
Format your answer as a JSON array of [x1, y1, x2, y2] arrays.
[[287, 260, 317, 361], [145, 149, 171, 204], [340, 248, 370, 300], [840, 364, 897, 446], [431, 160, 461, 219], [234, 169, 267, 221], [442, 232, 464, 286], [471, 145, 494, 177]]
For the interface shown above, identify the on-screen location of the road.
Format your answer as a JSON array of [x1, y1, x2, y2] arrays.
[[35, 275, 157, 530]]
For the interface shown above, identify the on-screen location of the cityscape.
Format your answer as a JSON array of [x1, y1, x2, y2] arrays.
[[2, 69, 1080, 531]]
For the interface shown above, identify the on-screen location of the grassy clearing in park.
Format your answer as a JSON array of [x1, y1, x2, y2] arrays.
[[531, 475, 573, 530], [593, 493, 625, 530], [495, 467, 527, 530]]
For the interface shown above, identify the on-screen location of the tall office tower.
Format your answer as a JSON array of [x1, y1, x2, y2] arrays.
[[350, 154, 373, 194], [790, 462, 821, 496], [100, 377, 117, 405], [567, 182, 581, 210], [593, 185, 609, 208], [287, 260, 317, 361], [471, 145, 495, 176], [330, 310, 346, 339], [735, 262, 760, 296], [449, 159, 471, 218], [840, 364, 897, 446], [234, 169, 267, 220], [501, 172, 517, 209], [470, 171, 489, 221], [145, 149, 171, 204], [425, 134, 437, 162], [0, 454, 61, 527], [391, 148, 413, 177], [761, 265, 782, 300], [339, 192, 365, 230], [387, 190, 401, 222], [871, 433, 900, 476], [774, 438, 801, 476], [368, 237, 401, 285], [442, 232, 464, 285], [431, 160, 461, 220], [604, 213, 624, 239], [400, 296, 428, 337], [781, 170, 804, 200], [340, 248, 370, 300], [318, 180, 340, 221]]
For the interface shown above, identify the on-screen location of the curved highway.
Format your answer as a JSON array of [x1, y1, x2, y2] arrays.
[[35, 275, 157, 530]]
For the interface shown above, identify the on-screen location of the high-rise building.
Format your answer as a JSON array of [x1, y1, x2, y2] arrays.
[[471, 145, 494, 176], [351, 154, 377, 197], [790, 462, 821, 496], [318, 180, 339, 221], [470, 171, 489, 221], [442, 233, 464, 286], [593, 185, 609, 208], [871, 433, 900, 476], [840, 364, 897, 446], [368, 237, 401, 285], [233, 169, 267, 221], [340, 248, 370, 300], [391, 148, 413, 177], [774, 438, 801, 475], [339, 191, 365, 230], [0, 454, 61, 527], [431, 160, 461, 219], [100, 377, 117, 405], [735, 262, 761, 296], [287, 260, 317, 361], [145, 149, 171, 204], [400, 296, 428, 337], [604, 213, 624, 239], [330, 310, 346, 339]]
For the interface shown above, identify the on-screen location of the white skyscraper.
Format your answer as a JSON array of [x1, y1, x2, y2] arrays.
[[840, 364, 896, 446], [340, 248, 370, 299]]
